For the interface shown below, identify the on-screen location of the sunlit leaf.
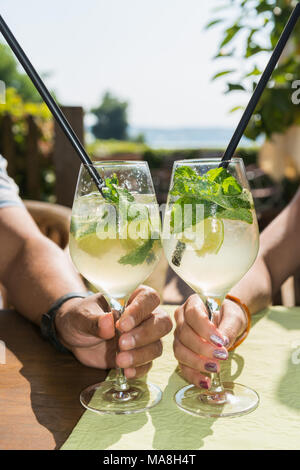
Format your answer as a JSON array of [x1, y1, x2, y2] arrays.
[[229, 105, 245, 113], [212, 69, 235, 80], [205, 19, 223, 29], [225, 83, 246, 93], [220, 24, 242, 48]]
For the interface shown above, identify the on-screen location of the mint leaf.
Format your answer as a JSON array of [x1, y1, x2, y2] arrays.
[[101, 174, 157, 265], [170, 195, 216, 233], [222, 176, 242, 195], [206, 167, 242, 195], [206, 167, 227, 183], [102, 173, 136, 223], [216, 206, 253, 224], [118, 238, 156, 266], [170, 165, 253, 230], [71, 217, 98, 238]]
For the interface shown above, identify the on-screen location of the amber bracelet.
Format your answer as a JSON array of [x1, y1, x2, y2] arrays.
[[225, 294, 251, 351]]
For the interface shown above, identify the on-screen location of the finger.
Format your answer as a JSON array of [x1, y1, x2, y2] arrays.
[[218, 299, 247, 349], [173, 337, 220, 374], [183, 295, 226, 347], [67, 293, 114, 339], [116, 340, 163, 369], [118, 307, 172, 351], [98, 312, 115, 339], [179, 363, 211, 389], [72, 338, 116, 369], [71, 304, 115, 339], [124, 362, 152, 379], [116, 286, 160, 332], [95, 293, 110, 312], [79, 312, 115, 339], [175, 322, 228, 361]]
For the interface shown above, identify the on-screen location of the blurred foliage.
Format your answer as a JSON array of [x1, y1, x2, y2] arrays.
[[143, 146, 258, 168], [207, 0, 300, 140], [91, 91, 129, 140], [0, 87, 51, 120], [87, 138, 148, 158], [0, 87, 54, 201], [0, 43, 43, 103]]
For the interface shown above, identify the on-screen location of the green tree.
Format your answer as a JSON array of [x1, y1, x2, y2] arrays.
[[206, 0, 300, 140], [0, 43, 42, 103], [91, 91, 128, 140]]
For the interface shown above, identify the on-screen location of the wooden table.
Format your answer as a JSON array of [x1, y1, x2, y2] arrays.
[[0, 309, 107, 450]]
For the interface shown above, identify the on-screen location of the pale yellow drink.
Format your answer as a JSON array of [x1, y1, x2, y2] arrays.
[[163, 207, 258, 298], [69, 192, 161, 299]]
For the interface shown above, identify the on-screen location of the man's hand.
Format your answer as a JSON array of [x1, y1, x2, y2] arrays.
[[55, 286, 172, 378], [173, 294, 247, 389]]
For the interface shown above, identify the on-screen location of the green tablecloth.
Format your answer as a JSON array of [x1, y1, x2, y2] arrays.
[[61, 306, 300, 450]]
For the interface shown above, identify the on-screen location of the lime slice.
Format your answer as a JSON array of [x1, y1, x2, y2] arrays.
[[76, 232, 115, 257], [75, 225, 145, 258], [194, 218, 224, 257]]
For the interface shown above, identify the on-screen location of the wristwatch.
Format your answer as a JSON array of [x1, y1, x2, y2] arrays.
[[40, 292, 92, 353]]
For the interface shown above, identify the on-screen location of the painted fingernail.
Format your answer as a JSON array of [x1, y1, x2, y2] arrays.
[[223, 336, 230, 347], [213, 349, 228, 360], [205, 362, 218, 372], [210, 334, 225, 347], [120, 334, 135, 350], [119, 316, 135, 332], [199, 380, 209, 389]]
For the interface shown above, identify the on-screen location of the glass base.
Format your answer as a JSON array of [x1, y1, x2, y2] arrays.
[[175, 381, 259, 418], [80, 379, 162, 415]]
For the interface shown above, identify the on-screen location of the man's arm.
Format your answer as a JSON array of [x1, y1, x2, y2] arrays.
[[0, 205, 172, 375], [0, 206, 85, 325]]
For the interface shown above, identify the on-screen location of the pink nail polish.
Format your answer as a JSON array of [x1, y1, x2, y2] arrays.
[[213, 349, 228, 360], [199, 380, 209, 389], [210, 334, 225, 347]]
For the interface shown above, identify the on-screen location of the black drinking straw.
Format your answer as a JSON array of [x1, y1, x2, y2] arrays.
[[172, 3, 300, 267], [221, 2, 300, 166], [0, 15, 105, 195]]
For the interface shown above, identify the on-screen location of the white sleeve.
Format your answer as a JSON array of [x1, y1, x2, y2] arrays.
[[0, 155, 24, 209]]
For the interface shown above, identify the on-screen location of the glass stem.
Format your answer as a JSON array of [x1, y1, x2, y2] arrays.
[[205, 296, 225, 397], [113, 296, 130, 392]]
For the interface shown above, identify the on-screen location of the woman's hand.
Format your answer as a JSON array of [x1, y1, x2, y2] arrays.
[[173, 294, 247, 389], [55, 286, 172, 379]]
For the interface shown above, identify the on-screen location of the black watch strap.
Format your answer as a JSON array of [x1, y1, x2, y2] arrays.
[[40, 292, 92, 353]]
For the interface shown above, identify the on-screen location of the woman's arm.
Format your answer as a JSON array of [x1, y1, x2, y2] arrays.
[[173, 188, 300, 388], [230, 187, 300, 314]]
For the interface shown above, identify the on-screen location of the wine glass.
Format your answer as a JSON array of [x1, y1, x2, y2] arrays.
[[69, 161, 162, 414], [162, 157, 259, 418]]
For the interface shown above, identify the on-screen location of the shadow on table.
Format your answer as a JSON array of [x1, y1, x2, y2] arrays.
[[267, 309, 300, 412], [73, 410, 148, 450], [149, 352, 244, 450]]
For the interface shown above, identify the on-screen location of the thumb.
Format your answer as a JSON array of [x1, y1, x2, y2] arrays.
[[218, 299, 247, 349], [75, 310, 115, 340]]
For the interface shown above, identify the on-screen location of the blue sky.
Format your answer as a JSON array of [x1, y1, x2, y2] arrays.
[[1, 0, 270, 128]]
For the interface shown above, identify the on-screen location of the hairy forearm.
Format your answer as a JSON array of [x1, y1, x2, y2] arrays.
[[3, 234, 86, 325]]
